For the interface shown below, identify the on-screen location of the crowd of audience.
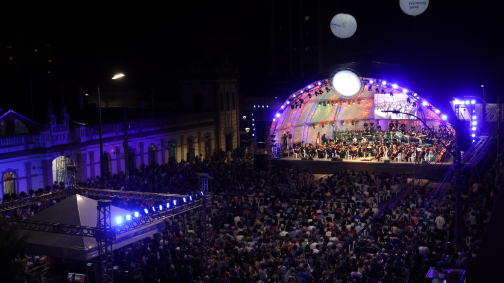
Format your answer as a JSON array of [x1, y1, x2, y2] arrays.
[[1, 149, 502, 283]]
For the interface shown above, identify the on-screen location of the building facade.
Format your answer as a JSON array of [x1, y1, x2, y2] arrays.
[[0, 104, 219, 200]]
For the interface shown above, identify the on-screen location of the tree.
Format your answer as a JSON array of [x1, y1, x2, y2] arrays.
[[0, 218, 31, 283]]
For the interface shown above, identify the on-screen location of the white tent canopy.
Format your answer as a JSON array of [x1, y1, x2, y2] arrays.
[[19, 194, 164, 261]]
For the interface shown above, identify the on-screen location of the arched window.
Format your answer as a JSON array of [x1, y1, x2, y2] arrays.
[[148, 144, 157, 166], [52, 156, 75, 185], [168, 141, 177, 161], [14, 119, 29, 134], [3, 172, 16, 195]]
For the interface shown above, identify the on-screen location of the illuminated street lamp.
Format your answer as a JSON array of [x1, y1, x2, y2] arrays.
[[98, 74, 125, 188]]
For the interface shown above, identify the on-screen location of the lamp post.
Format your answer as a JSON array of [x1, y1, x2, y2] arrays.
[[98, 74, 125, 189]]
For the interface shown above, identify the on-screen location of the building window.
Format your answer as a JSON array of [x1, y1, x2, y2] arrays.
[[48, 60, 52, 63], [226, 93, 230, 111], [14, 119, 29, 134], [204, 135, 211, 157], [169, 142, 177, 161], [305, 16, 309, 20], [102, 153, 111, 174], [232, 93, 236, 110], [0, 120, 5, 136], [9, 57, 13, 61], [148, 144, 157, 166], [3, 172, 16, 195]]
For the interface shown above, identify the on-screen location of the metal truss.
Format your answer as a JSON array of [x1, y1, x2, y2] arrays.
[[97, 200, 115, 283], [112, 197, 209, 236], [198, 174, 212, 276], [0, 187, 211, 282], [1, 218, 98, 237], [0, 187, 188, 213], [0, 189, 75, 213]]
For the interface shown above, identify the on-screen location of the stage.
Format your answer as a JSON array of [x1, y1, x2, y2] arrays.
[[272, 156, 452, 178]]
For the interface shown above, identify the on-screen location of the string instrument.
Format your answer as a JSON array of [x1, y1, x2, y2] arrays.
[[417, 148, 424, 160], [437, 148, 446, 162], [403, 148, 411, 160]]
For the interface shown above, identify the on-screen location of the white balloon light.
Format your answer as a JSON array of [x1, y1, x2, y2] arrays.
[[399, 0, 429, 16], [330, 13, 357, 39]]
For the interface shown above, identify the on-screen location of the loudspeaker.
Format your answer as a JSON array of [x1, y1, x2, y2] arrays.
[[331, 158, 341, 161], [301, 157, 308, 160], [384, 160, 391, 163]]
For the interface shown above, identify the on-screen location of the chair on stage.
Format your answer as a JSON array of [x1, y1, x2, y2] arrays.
[[394, 153, 402, 162], [294, 151, 299, 158], [409, 152, 416, 163]]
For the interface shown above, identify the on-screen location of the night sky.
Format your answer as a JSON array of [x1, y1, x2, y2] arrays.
[[1, 1, 502, 119]]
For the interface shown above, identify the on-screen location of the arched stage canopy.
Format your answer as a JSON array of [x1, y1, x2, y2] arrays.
[[271, 62, 452, 145]]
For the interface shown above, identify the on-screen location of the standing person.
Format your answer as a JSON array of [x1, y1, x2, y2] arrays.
[[435, 214, 445, 231]]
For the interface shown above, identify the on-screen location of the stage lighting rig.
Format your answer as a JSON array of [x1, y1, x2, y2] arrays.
[[381, 89, 385, 94]]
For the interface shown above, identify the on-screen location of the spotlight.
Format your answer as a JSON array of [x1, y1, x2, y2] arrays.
[[392, 84, 398, 89], [471, 133, 476, 137], [287, 101, 290, 104], [472, 115, 477, 119], [125, 214, 132, 221], [422, 101, 428, 106], [472, 140, 476, 143], [134, 211, 140, 218], [262, 105, 264, 108], [272, 119, 275, 121], [183, 197, 187, 203], [301, 90, 304, 94], [369, 80, 373, 84], [442, 115, 447, 120], [293, 94, 296, 97], [382, 81, 387, 85], [435, 109, 440, 114], [471, 100, 476, 104], [402, 89, 408, 94], [465, 100, 470, 105], [276, 113, 281, 118], [201, 191, 204, 196], [252, 123, 254, 126], [252, 134, 254, 136], [189, 195, 193, 201], [151, 206, 156, 212], [308, 85, 312, 89], [173, 200, 177, 206], [318, 102, 322, 106], [414, 93, 418, 96], [254, 105, 256, 108], [472, 121, 477, 125], [266, 105, 269, 108], [143, 208, 149, 214], [318, 82, 321, 85], [115, 216, 123, 225], [166, 202, 170, 209], [472, 127, 477, 131], [159, 204, 163, 211]]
